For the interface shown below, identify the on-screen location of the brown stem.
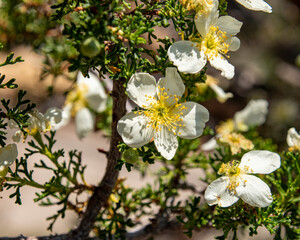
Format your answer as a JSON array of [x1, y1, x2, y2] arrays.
[[69, 77, 127, 239]]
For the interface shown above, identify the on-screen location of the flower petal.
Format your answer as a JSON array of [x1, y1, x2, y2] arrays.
[[195, 9, 219, 36], [126, 73, 157, 108], [201, 137, 218, 151], [236, 175, 273, 207], [204, 177, 240, 207], [0, 143, 18, 167], [154, 125, 178, 160], [168, 41, 207, 74], [208, 82, 233, 103], [216, 16, 243, 37], [175, 102, 209, 139], [77, 71, 107, 112], [209, 55, 235, 79], [234, 99, 268, 131], [45, 107, 62, 125], [75, 107, 95, 139], [157, 67, 185, 105], [287, 128, 300, 149], [235, 0, 272, 13], [228, 37, 241, 52], [240, 150, 281, 174], [117, 112, 154, 148], [51, 104, 72, 131]]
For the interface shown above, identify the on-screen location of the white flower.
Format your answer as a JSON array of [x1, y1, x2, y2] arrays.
[[117, 67, 209, 160], [168, 9, 242, 79], [234, 99, 268, 132], [286, 128, 300, 151], [8, 108, 62, 142], [53, 71, 107, 139], [235, 0, 272, 13], [201, 99, 268, 151], [205, 150, 280, 207], [0, 143, 18, 177]]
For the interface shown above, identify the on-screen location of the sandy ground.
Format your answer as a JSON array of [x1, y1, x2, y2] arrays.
[[0, 47, 275, 239]]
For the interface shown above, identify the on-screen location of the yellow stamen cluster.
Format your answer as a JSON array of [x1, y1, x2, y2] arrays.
[[288, 146, 300, 152], [135, 86, 187, 135], [218, 161, 251, 193], [219, 132, 254, 155], [200, 26, 229, 60], [180, 0, 213, 14], [65, 84, 89, 117], [216, 119, 235, 135]]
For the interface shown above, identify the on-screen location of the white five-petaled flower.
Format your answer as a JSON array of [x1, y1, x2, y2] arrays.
[[286, 128, 300, 152], [235, 0, 272, 13], [53, 71, 107, 139], [8, 108, 62, 142], [204, 150, 280, 207], [168, 8, 242, 79], [0, 143, 18, 177], [117, 67, 209, 160]]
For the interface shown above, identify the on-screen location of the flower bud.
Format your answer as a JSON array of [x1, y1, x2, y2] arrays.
[[123, 148, 139, 164], [80, 37, 101, 58]]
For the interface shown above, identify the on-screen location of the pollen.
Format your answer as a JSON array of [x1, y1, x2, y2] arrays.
[[218, 161, 244, 193], [65, 84, 89, 117], [180, 0, 214, 14], [137, 87, 187, 134], [199, 26, 229, 61], [219, 132, 254, 155]]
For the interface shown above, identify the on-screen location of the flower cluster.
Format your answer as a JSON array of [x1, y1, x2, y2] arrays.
[[8, 108, 62, 142]]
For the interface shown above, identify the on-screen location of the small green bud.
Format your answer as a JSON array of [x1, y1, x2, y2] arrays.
[[123, 148, 139, 164], [80, 37, 101, 58], [0, 166, 8, 178]]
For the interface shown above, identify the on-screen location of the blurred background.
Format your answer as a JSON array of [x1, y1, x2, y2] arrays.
[[0, 0, 299, 238]]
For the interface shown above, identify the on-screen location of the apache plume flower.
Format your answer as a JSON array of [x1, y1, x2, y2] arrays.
[[205, 150, 280, 207], [53, 71, 107, 139], [168, 8, 242, 79], [117, 67, 209, 160]]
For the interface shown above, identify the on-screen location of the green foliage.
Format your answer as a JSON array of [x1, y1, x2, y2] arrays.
[[0, 1, 299, 239]]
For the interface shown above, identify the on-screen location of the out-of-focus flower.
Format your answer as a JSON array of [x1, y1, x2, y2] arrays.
[[168, 8, 242, 79], [8, 108, 62, 142], [204, 150, 280, 207], [286, 128, 300, 152], [53, 71, 107, 139], [219, 132, 254, 155], [235, 0, 272, 13], [0, 143, 18, 177], [202, 99, 268, 152], [196, 75, 233, 103], [234, 99, 268, 132], [117, 67, 209, 160], [180, 0, 218, 16]]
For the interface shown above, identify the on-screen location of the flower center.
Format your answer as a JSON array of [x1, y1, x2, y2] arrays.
[[200, 26, 229, 60], [218, 161, 244, 193], [65, 84, 88, 117], [219, 132, 254, 155], [180, 0, 214, 14], [135, 87, 187, 135]]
